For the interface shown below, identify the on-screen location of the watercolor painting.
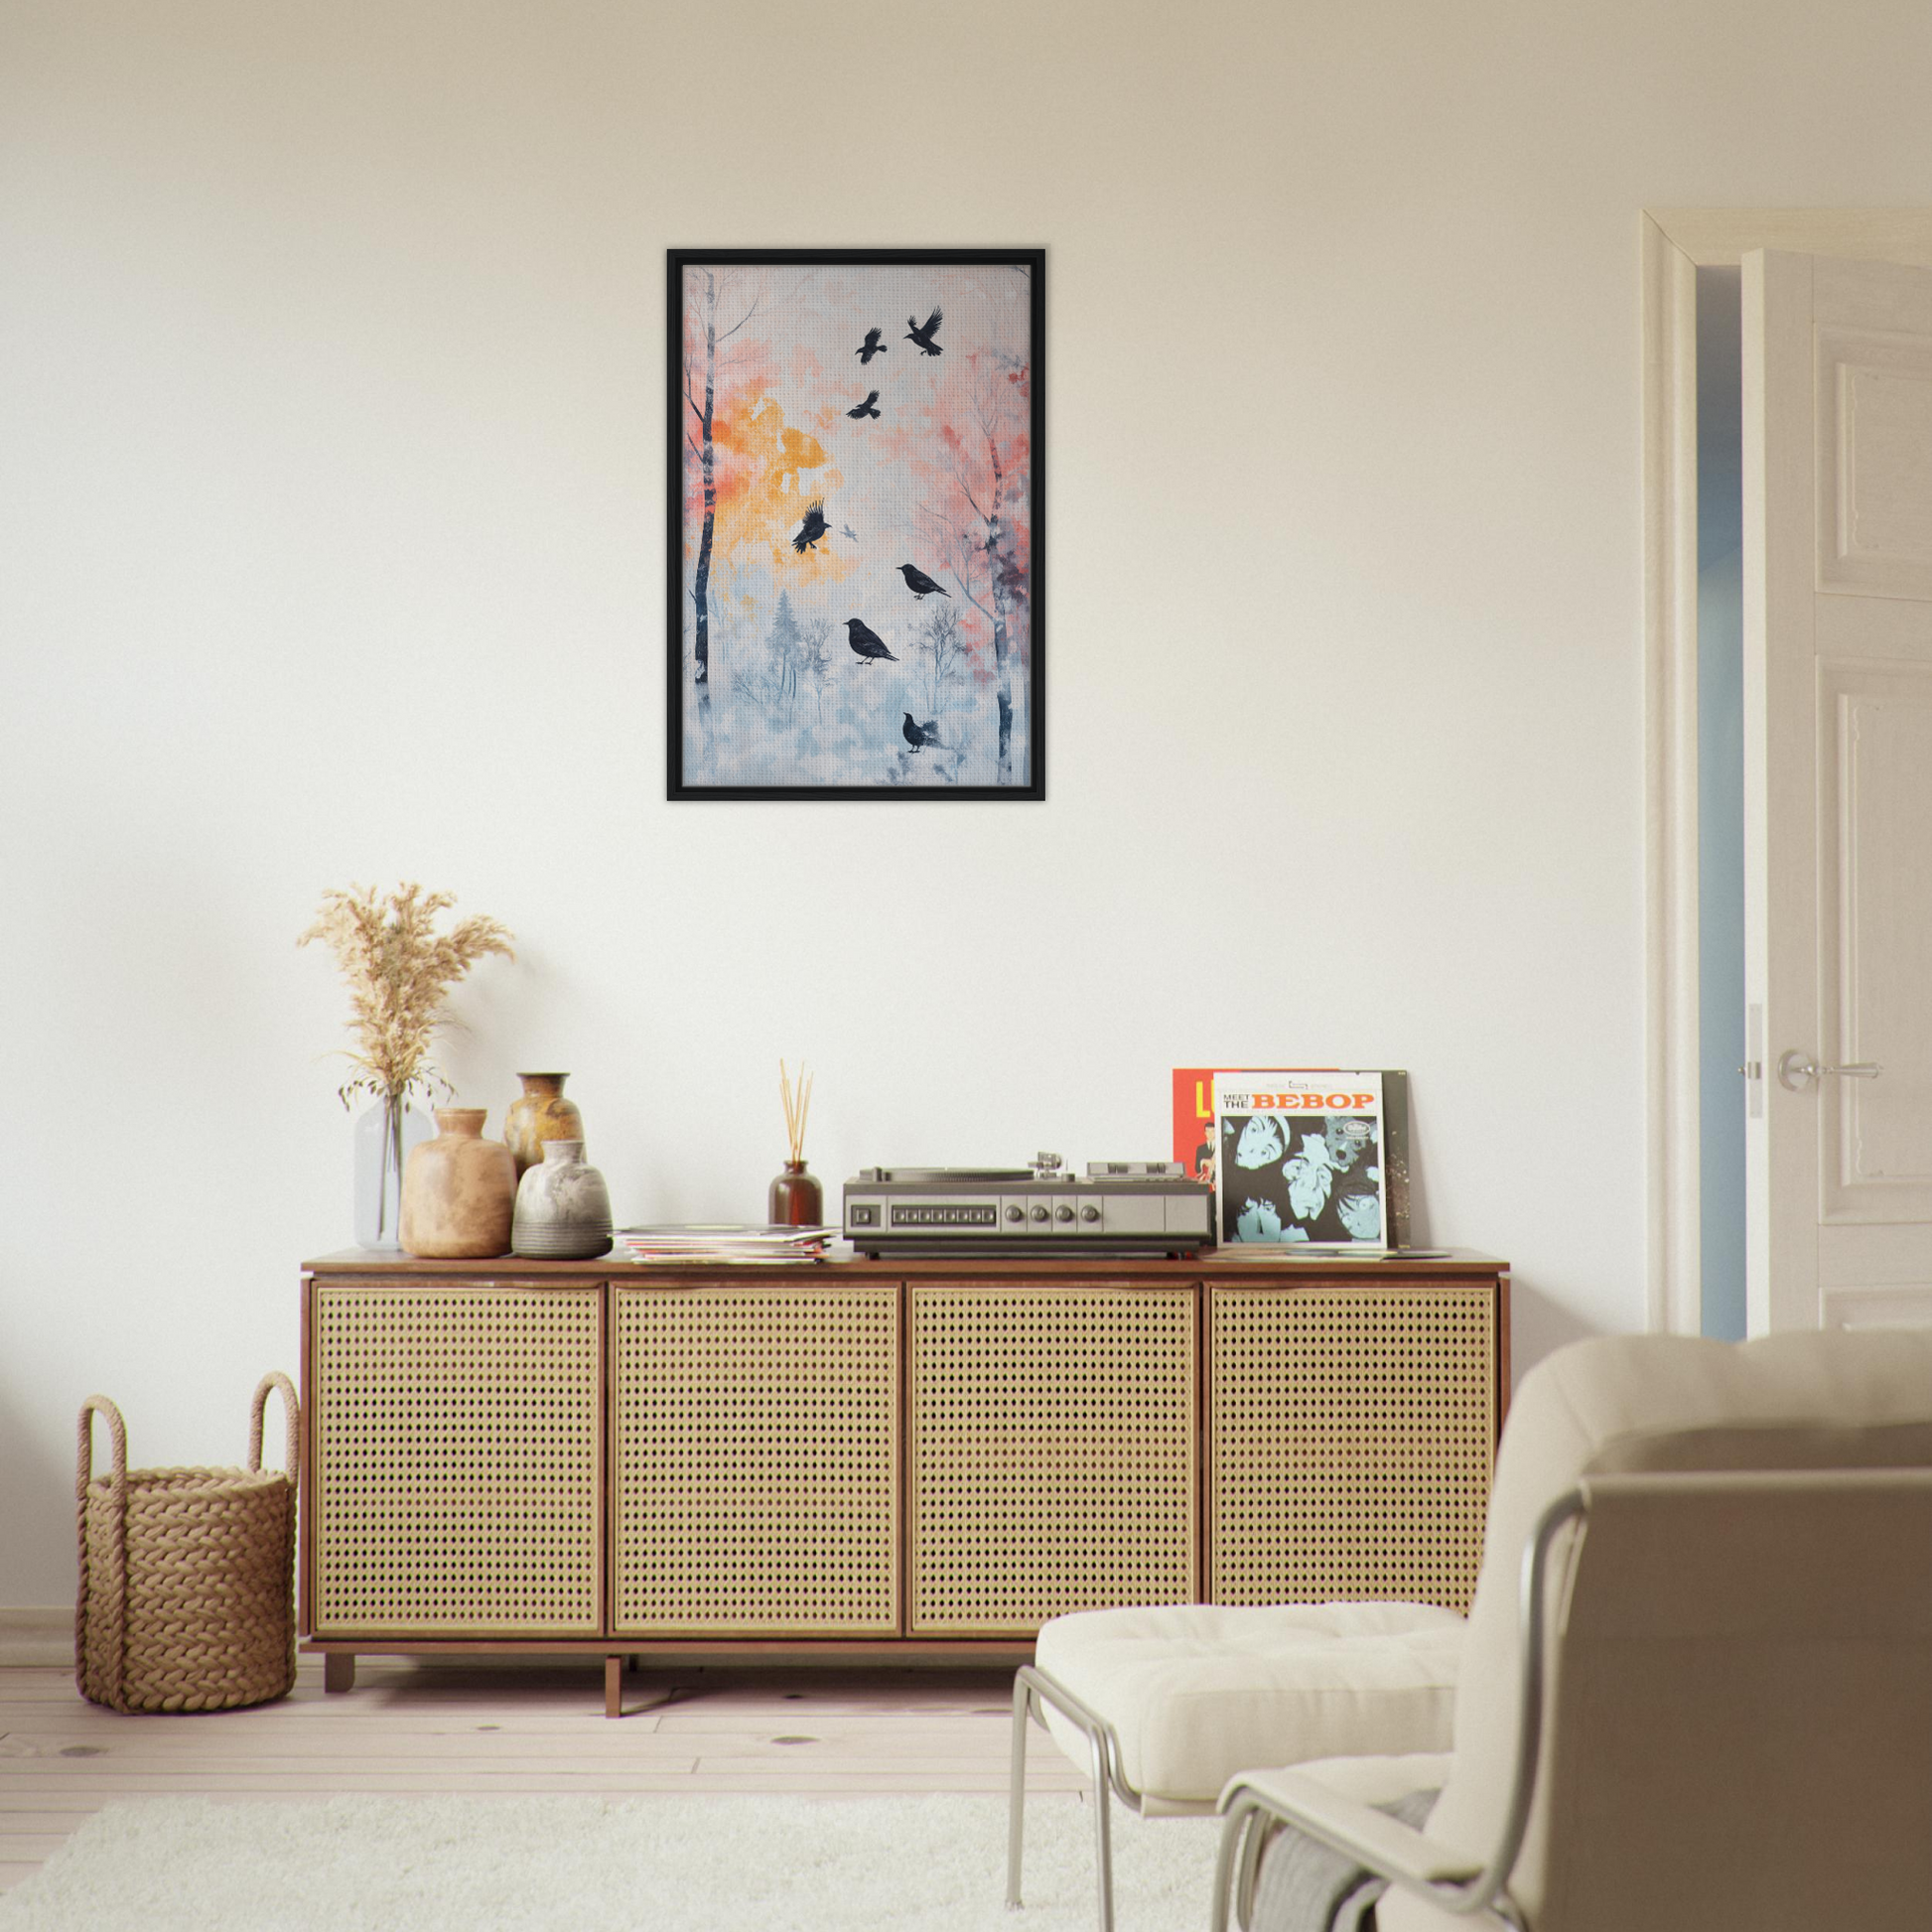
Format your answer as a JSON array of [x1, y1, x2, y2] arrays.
[[667, 250, 1043, 799]]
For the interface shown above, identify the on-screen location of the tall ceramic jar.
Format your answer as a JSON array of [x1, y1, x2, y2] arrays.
[[400, 1109, 515, 1258], [503, 1073, 585, 1178]]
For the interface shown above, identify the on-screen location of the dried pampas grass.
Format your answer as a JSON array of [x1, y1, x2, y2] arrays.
[[299, 883, 515, 1107]]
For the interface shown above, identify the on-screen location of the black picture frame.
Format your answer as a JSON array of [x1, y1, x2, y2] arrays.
[[667, 247, 1045, 800]]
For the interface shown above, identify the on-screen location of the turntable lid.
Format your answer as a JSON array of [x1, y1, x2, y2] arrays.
[[867, 1167, 1033, 1182]]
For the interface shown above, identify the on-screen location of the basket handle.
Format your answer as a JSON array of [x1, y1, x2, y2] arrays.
[[76, 1395, 127, 1504], [74, 1395, 131, 1707], [248, 1371, 301, 1481]]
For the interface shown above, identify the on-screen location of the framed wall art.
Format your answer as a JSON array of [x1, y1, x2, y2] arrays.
[[668, 248, 1044, 800]]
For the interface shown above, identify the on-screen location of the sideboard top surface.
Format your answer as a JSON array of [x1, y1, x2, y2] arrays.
[[305, 1247, 1507, 1282]]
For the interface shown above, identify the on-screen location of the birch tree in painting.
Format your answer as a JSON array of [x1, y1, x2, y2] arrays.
[[938, 351, 1031, 784], [684, 279, 748, 684]]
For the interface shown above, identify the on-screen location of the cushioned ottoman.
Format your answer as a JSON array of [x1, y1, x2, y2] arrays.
[[1032, 1601, 1467, 1814]]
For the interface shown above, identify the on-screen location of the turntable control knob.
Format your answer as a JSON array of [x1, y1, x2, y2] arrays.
[[1080, 1205, 1101, 1223], [1031, 1205, 1050, 1223], [1005, 1204, 1025, 1223], [1055, 1204, 1075, 1223]]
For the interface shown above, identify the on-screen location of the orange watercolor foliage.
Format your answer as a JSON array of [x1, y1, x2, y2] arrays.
[[711, 393, 852, 586]]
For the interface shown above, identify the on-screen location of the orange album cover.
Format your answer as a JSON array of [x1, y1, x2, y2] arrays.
[[1172, 1067, 1337, 1183]]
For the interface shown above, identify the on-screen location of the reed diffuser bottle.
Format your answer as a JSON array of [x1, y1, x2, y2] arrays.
[[768, 1058, 823, 1226]]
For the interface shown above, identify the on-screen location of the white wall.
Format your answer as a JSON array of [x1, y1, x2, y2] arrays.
[[4, 0, 1928, 1604]]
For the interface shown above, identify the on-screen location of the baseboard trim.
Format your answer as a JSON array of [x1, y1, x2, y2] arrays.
[[0, 1606, 71, 1667]]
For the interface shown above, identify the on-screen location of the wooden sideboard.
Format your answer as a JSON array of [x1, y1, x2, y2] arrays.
[[300, 1250, 1509, 1714]]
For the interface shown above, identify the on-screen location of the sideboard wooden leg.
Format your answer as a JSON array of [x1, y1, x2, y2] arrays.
[[605, 1654, 621, 1719], [323, 1652, 355, 1695]]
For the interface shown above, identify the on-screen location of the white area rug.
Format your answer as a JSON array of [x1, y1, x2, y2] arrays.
[[0, 1792, 1222, 1930]]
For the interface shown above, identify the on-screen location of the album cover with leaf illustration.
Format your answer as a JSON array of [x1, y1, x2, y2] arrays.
[[1172, 1067, 1411, 1249]]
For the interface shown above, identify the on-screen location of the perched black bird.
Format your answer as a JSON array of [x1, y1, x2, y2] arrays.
[[847, 391, 881, 420], [792, 500, 828, 554], [856, 328, 889, 364], [901, 713, 942, 752], [841, 522, 859, 543], [846, 618, 897, 665], [904, 307, 944, 356], [897, 563, 949, 599]]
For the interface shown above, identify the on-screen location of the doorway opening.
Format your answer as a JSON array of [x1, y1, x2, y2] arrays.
[[1645, 210, 1932, 1336], [1695, 267, 1745, 1341]]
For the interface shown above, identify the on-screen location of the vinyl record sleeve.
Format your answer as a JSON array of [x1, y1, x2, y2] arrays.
[[1172, 1067, 1411, 1248]]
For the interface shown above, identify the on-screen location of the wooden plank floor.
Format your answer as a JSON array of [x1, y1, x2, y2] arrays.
[[0, 1657, 1084, 1892]]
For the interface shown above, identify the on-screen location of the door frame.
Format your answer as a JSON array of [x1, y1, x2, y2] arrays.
[[1641, 209, 1932, 1334]]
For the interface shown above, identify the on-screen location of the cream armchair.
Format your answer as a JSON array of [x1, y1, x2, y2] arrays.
[[1212, 1328, 1932, 1932], [1008, 1600, 1465, 1929]]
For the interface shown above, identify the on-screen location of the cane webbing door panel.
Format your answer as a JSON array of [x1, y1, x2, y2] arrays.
[[908, 1282, 1197, 1635], [312, 1283, 602, 1635], [1209, 1283, 1494, 1611], [612, 1282, 899, 1634]]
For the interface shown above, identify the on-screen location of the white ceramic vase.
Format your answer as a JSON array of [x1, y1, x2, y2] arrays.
[[511, 1140, 613, 1259]]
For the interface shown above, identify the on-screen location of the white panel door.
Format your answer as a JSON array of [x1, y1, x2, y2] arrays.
[[1745, 250, 1932, 1331]]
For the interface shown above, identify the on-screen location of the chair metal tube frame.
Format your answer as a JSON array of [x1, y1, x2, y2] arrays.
[[1007, 1662, 1147, 1932], [1209, 1489, 1586, 1932]]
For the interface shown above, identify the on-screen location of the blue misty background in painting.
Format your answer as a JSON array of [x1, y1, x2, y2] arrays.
[[679, 263, 1034, 788]]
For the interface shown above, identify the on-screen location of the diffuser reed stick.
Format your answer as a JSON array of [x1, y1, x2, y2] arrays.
[[778, 1058, 813, 1164]]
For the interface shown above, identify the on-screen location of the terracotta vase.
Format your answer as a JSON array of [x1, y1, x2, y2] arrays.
[[768, 1160, 824, 1228], [512, 1141, 614, 1259], [400, 1109, 515, 1258], [503, 1072, 586, 1178]]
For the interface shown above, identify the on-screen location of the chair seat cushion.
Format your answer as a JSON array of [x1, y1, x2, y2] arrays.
[[1034, 1602, 1465, 1811]]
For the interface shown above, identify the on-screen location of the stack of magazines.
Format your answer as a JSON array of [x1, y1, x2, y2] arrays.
[[613, 1224, 838, 1265]]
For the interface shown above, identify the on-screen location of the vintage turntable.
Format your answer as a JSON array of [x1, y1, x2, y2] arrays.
[[843, 1154, 1212, 1257]]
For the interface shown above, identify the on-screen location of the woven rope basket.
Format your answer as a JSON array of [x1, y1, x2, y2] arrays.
[[75, 1373, 300, 1714]]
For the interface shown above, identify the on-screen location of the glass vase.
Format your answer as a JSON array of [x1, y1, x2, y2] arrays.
[[352, 1094, 432, 1250]]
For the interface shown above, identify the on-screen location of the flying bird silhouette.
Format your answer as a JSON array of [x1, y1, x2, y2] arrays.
[[791, 501, 828, 554], [897, 563, 949, 599], [846, 619, 897, 664], [847, 391, 881, 420], [842, 522, 859, 543], [856, 328, 889, 364], [904, 307, 943, 356], [901, 713, 942, 752]]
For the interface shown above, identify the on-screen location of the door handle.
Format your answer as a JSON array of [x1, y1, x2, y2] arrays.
[[1777, 1050, 1882, 1091]]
